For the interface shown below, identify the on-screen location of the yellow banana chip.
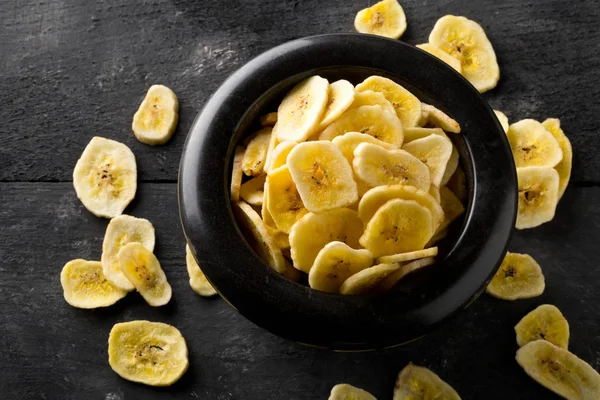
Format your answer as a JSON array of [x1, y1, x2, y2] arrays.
[[516, 166, 559, 230], [268, 140, 296, 171], [266, 165, 309, 233], [447, 166, 467, 203], [185, 245, 217, 297], [494, 110, 509, 133], [393, 363, 461, 400], [132, 85, 179, 145], [354, 0, 407, 39], [378, 246, 438, 264], [428, 185, 441, 203], [508, 119, 563, 168], [515, 304, 569, 349], [230, 145, 245, 202], [486, 252, 545, 300], [379, 257, 436, 291], [242, 128, 272, 176], [319, 80, 355, 128], [329, 383, 376, 400], [403, 127, 445, 143], [239, 174, 266, 206], [438, 186, 465, 232], [542, 118, 572, 200], [340, 263, 401, 295], [441, 144, 460, 187], [348, 90, 397, 115], [421, 103, 461, 134], [260, 112, 278, 127], [416, 43, 462, 73], [402, 133, 453, 187]]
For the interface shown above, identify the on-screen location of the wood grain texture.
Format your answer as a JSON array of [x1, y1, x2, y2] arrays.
[[1, 182, 599, 399], [0, 0, 598, 183]]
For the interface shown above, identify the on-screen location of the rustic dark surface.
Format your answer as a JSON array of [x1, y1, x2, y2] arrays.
[[1, 0, 599, 399]]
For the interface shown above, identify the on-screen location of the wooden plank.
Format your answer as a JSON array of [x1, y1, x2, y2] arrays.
[[0, 182, 598, 399], [0, 0, 598, 183]]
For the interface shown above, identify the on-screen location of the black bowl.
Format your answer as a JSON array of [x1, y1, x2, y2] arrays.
[[179, 34, 516, 350]]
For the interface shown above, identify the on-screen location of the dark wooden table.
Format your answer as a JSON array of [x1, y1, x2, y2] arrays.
[[2, 0, 599, 398]]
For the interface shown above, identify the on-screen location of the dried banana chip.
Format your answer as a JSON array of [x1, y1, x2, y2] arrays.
[[60, 259, 127, 309], [260, 112, 278, 127], [403, 127, 445, 143], [340, 263, 401, 295], [348, 90, 397, 115], [508, 119, 563, 168], [308, 242, 373, 293], [108, 320, 188, 386], [185, 245, 217, 297], [485, 252, 545, 300], [393, 363, 461, 400], [230, 145, 245, 202], [402, 134, 453, 187], [239, 174, 266, 206], [378, 246, 438, 264], [428, 185, 441, 203], [319, 80, 355, 128], [332, 132, 398, 164], [378, 257, 436, 291], [421, 103, 461, 134], [118, 242, 172, 307], [440, 144, 459, 187], [264, 123, 280, 173], [242, 128, 272, 176], [329, 383, 376, 400], [268, 140, 296, 171], [494, 110, 509, 133], [354, 0, 406, 39], [516, 166, 559, 229], [438, 187, 465, 232], [416, 43, 462, 73], [132, 85, 178, 145], [73, 137, 137, 219], [266, 165, 309, 233], [515, 304, 569, 349], [265, 225, 290, 250], [542, 118, 572, 200]]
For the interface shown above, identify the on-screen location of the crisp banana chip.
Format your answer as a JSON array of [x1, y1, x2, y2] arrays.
[[264, 123, 280, 173], [185, 245, 217, 297], [230, 145, 245, 202], [403, 127, 445, 143], [354, 0, 407, 39], [438, 187, 465, 232], [516, 166, 559, 229], [359, 199, 434, 258], [329, 383, 377, 400], [60, 259, 127, 309], [486, 252, 545, 300], [447, 166, 468, 203], [393, 363, 461, 400], [268, 140, 296, 171], [261, 191, 277, 228], [239, 174, 266, 206], [542, 118, 572, 199], [516, 340, 600, 400], [132, 85, 179, 145], [266, 165, 309, 233], [319, 80, 355, 128], [416, 43, 462, 73], [265, 225, 290, 250], [353, 143, 431, 192], [276, 76, 329, 142], [402, 134, 453, 187], [355, 76, 422, 127], [515, 304, 569, 349], [421, 103, 461, 134], [242, 128, 272, 176], [319, 105, 404, 147], [340, 262, 401, 295], [378, 257, 436, 291], [233, 201, 286, 273], [73, 136, 137, 219], [428, 185, 441, 203], [118, 242, 172, 307], [441, 144, 459, 187], [508, 119, 563, 168], [101, 214, 156, 291], [287, 141, 358, 213], [108, 320, 188, 386], [378, 246, 438, 264], [289, 208, 364, 273], [308, 242, 373, 293], [494, 110, 509, 133], [260, 112, 278, 127], [429, 15, 500, 93], [348, 90, 397, 115]]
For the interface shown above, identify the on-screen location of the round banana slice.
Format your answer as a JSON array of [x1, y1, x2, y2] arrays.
[[353, 143, 431, 192], [441, 144, 459, 187], [230, 145, 245, 202], [447, 166, 467, 203], [403, 127, 445, 143], [542, 118, 572, 200], [329, 383, 376, 400], [378, 257, 436, 291], [340, 262, 401, 295], [429, 15, 500, 93], [348, 90, 397, 115], [73, 137, 137, 219], [308, 242, 374, 293], [266, 165, 309, 233], [60, 259, 128, 309], [332, 132, 398, 164], [132, 85, 179, 145], [108, 320, 188, 386], [354, 0, 407, 39], [260, 112, 278, 127], [239, 174, 266, 206], [516, 166, 559, 230], [118, 242, 172, 307], [378, 246, 438, 264], [416, 43, 462, 73], [276, 76, 329, 142], [393, 363, 461, 400], [516, 340, 600, 400], [242, 128, 272, 176], [402, 134, 453, 187], [101, 215, 156, 291], [421, 103, 461, 134], [233, 201, 286, 273], [359, 184, 444, 231], [319, 80, 355, 128], [359, 199, 434, 258], [438, 186, 465, 232], [494, 110, 509, 133], [319, 105, 404, 147], [185, 245, 217, 297], [287, 141, 358, 213], [289, 208, 364, 273], [515, 304, 569, 349], [268, 140, 296, 171], [508, 119, 563, 168], [485, 252, 545, 300], [428, 185, 441, 203], [355, 76, 422, 127]]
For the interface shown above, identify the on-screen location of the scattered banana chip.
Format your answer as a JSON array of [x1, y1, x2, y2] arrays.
[[402, 134, 453, 187], [118, 242, 172, 307], [242, 128, 272, 176], [268, 140, 297, 171], [438, 187, 465, 232], [542, 118, 572, 199], [360, 199, 434, 258], [485, 252, 545, 300], [508, 119, 563, 169], [132, 85, 179, 145], [516, 166, 559, 229], [289, 208, 364, 273], [101, 214, 156, 291], [319, 105, 404, 147], [421, 103, 461, 134], [393, 363, 461, 400], [287, 141, 358, 213], [349, 90, 397, 115], [276, 76, 329, 142], [239, 174, 266, 206], [441, 144, 460, 187], [319, 80, 355, 128], [403, 127, 445, 143], [355, 76, 422, 127], [108, 320, 188, 386], [353, 143, 431, 192], [494, 110, 509, 133], [60, 259, 127, 309], [378, 257, 436, 291], [230, 145, 245, 202], [260, 112, 278, 127], [308, 241, 373, 293], [354, 0, 407, 39], [447, 166, 467, 203], [429, 15, 500, 93], [378, 246, 438, 264], [329, 383, 376, 400], [416, 43, 462, 73], [185, 245, 217, 297], [515, 304, 569, 349], [516, 340, 600, 400], [73, 136, 137, 219], [266, 165, 309, 233]]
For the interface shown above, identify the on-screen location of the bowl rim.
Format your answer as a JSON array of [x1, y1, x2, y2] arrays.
[[179, 33, 517, 350]]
